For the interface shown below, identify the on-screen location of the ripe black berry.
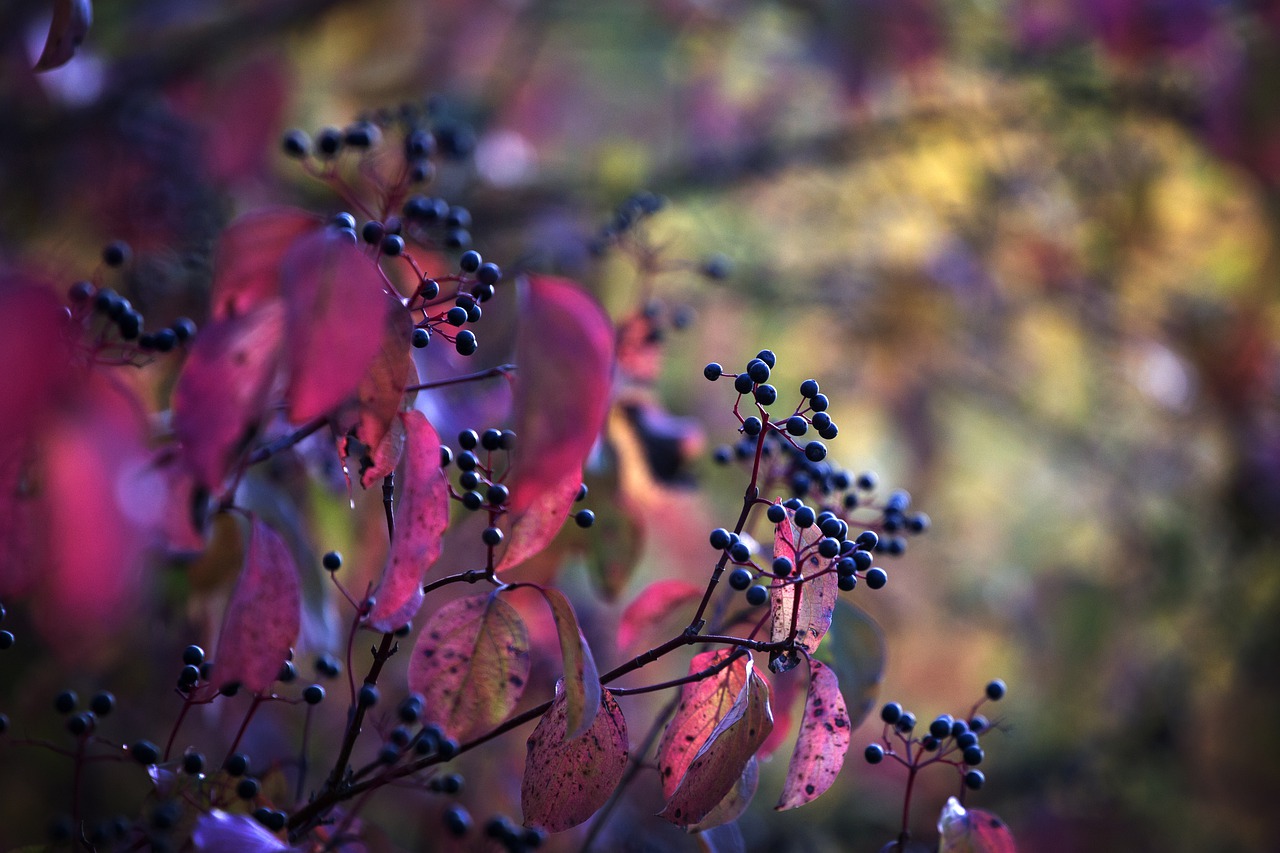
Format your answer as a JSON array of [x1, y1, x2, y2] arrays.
[[443, 805, 471, 836], [772, 556, 793, 575], [709, 528, 732, 550], [183, 751, 205, 775], [956, 731, 979, 749], [838, 574, 857, 591], [358, 685, 380, 708], [459, 250, 482, 273], [755, 349, 776, 368], [102, 241, 131, 268], [930, 715, 954, 739], [746, 359, 771, 383], [743, 416, 762, 436], [864, 743, 885, 764], [0, 630, 12, 650], [728, 541, 751, 563], [66, 712, 93, 736], [315, 127, 343, 157], [733, 374, 754, 394], [896, 711, 917, 732], [786, 416, 808, 436], [986, 679, 1007, 701], [880, 702, 903, 724], [865, 567, 888, 589], [574, 509, 595, 528], [703, 363, 723, 381], [236, 777, 260, 799], [793, 506, 815, 528], [381, 234, 405, 256], [804, 441, 827, 462], [303, 684, 325, 705], [969, 715, 989, 733], [754, 384, 777, 406], [322, 551, 342, 572], [800, 379, 819, 398], [481, 527, 503, 547], [855, 530, 878, 550], [131, 740, 159, 765], [766, 503, 787, 524], [90, 691, 115, 716], [224, 752, 249, 777], [54, 690, 78, 715], [399, 695, 423, 723], [963, 746, 985, 766], [809, 393, 830, 412], [728, 568, 752, 590], [316, 654, 341, 678], [282, 129, 310, 157], [455, 330, 478, 355], [964, 769, 985, 790], [745, 585, 768, 606]]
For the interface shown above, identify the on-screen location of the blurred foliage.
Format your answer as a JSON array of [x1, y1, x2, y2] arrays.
[[4, 0, 1280, 850]]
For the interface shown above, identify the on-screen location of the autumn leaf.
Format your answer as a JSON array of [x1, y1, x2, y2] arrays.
[[938, 797, 1017, 853], [690, 756, 758, 831], [616, 579, 702, 652], [657, 649, 750, 800], [521, 687, 628, 833], [408, 593, 531, 742], [533, 586, 601, 740], [337, 302, 415, 487], [365, 411, 450, 633], [769, 510, 837, 674], [660, 659, 773, 828], [210, 208, 319, 320], [775, 657, 851, 810], [496, 276, 613, 573], [203, 516, 301, 695]]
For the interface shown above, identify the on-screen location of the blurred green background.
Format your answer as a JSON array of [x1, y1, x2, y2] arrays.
[[4, 0, 1280, 850]]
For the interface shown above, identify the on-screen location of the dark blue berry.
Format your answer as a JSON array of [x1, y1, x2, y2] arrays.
[[703, 363, 723, 381], [481, 527, 503, 547], [443, 805, 471, 836], [766, 503, 787, 524], [381, 234, 405, 256], [224, 753, 249, 777], [772, 556, 793, 575], [818, 423, 839, 441], [921, 735, 940, 751], [963, 746, 984, 766], [793, 506, 815, 528], [701, 254, 731, 279], [90, 691, 114, 716], [733, 374, 754, 394], [456, 449, 478, 470], [316, 654, 341, 678], [838, 574, 857, 591], [361, 221, 385, 245], [303, 684, 325, 705], [131, 740, 159, 765], [804, 441, 827, 462], [477, 263, 502, 286], [574, 509, 595, 528], [786, 416, 808, 437], [819, 517, 843, 538], [439, 445, 453, 467], [282, 129, 310, 157], [445, 306, 467, 326], [743, 416, 762, 436], [986, 679, 1007, 701], [54, 691, 77, 715], [809, 393, 829, 412], [728, 541, 751, 563], [358, 685, 380, 708], [412, 327, 430, 348], [461, 490, 483, 510], [964, 769, 985, 790], [459, 250, 482, 273], [865, 567, 887, 589], [969, 715, 989, 733], [237, 777, 260, 799], [754, 384, 777, 406], [746, 359, 771, 383], [315, 127, 343, 157], [455, 330, 477, 355], [756, 349, 776, 368], [728, 568, 752, 590], [709, 528, 732, 550], [817, 538, 840, 559], [855, 530, 878, 550], [864, 743, 885, 764], [956, 731, 979, 749], [399, 695, 423, 723], [322, 551, 342, 571], [745, 585, 769, 606], [420, 278, 441, 299], [800, 379, 819, 398], [896, 711, 917, 732], [183, 751, 205, 775], [930, 715, 954, 739], [881, 703, 903, 724], [487, 483, 509, 505], [0, 630, 12, 650], [66, 712, 93, 736], [102, 241, 131, 267], [172, 317, 197, 343]]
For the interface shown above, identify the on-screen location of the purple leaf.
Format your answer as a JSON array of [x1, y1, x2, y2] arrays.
[[616, 579, 702, 652], [210, 208, 319, 320], [521, 687, 628, 833], [691, 756, 758, 831], [769, 510, 837, 674], [775, 657, 851, 810], [535, 586, 601, 740], [172, 303, 285, 490], [280, 231, 393, 424], [203, 516, 301, 695], [192, 810, 294, 852], [938, 797, 1018, 853], [365, 411, 450, 632], [660, 660, 773, 828], [657, 649, 750, 800], [407, 593, 531, 742], [338, 303, 414, 488], [33, 0, 93, 72], [496, 276, 613, 573]]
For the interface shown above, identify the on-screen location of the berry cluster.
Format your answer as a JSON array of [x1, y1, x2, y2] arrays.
[[864, 679, 1008, 796]]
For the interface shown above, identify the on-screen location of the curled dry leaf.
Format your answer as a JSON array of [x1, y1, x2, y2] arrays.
[[365, 411, 449, 632], [775, 657, 851, 810], [660, 660, 773, 828], [496, 276, 613, 573], [407, 593, 531, 743], [33, 0, 93, 72], [535, 586, 601, 741], [521, 687, 628, 833], [657, 649, 750, 800], [203, 515, 301, 696], [690, 756, 758, 831], [172, 303, 285, 490]]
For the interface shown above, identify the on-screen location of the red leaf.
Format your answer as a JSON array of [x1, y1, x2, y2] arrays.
[[534, 587, 601, 740], [657, 649, 751, 800], [757, 664, 804, 759], [660, 661, 773, 828], [691, 756, 758, 831], [205, 516, 301, 695], [339, 303, 414, 488], [33, 0, 92, 72], [31, 376, 159, 662], [769, 510, 837, 674], [0, 277, 75, 449], [280, 231, 394, 423], [521, 687, 628, 833], [496, 276, 613, 573], [938, 797, 1017, 853], [616, 579, 702, 652], [365, 411, 450, 632], [172, 303, 285, 490], [775, 657, 851, 810], [211, 208, 319, 320], [0, 449, 39, 601], [408, 593, 531, 742]]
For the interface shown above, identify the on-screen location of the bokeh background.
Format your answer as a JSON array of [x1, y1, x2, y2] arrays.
[[4, 0, 1280, 851]]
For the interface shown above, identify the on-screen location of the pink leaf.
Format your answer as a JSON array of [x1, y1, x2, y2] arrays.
[[938, 797, 1018, 853], [211, 208, 319, 320], [690, 756, 758, 831], [616, 579, 702, 652], [205, 516, 301, 695], [496, 276, 613, 573], [0, 449, 39, 601], [407, 593, 531, 742], [0, 277, 75, 449], [280, 231, 394, 423], [660, 661, 773, 828], [521, 687, 628, 833], [364, 411, 450, 632], [33, 0, 92, 72], [192, 809, 294, 852], [769, 509, 837, 674], [339, 303, 414, 488], [657, 649, 751, 800], [775, 657, 851, 810], [535, 587, 601, 740], [172, 303, 285, 490]]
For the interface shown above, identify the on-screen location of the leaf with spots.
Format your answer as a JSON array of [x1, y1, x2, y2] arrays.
[[775, 657, 851, 810], [534, 586, 601, 740], [171, 303, 284, 491], [407, 593, 531, 742], [495, 276, 613, 573], [660, 659, 773, 828], [690, 756, 758, 831], [210, 207, 319, 320], [280, 229, 393, 424], [616, 579, 702, 652], [365, 411, 450, 633], [816, 600, 886, 728], [521, 686, 628, 833], [769, 512, 838, 674], [338, 302, 415, 489], [204, 516, 301, 695], [657, 649, 751, 800], [938, 797, 1017, 853]]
